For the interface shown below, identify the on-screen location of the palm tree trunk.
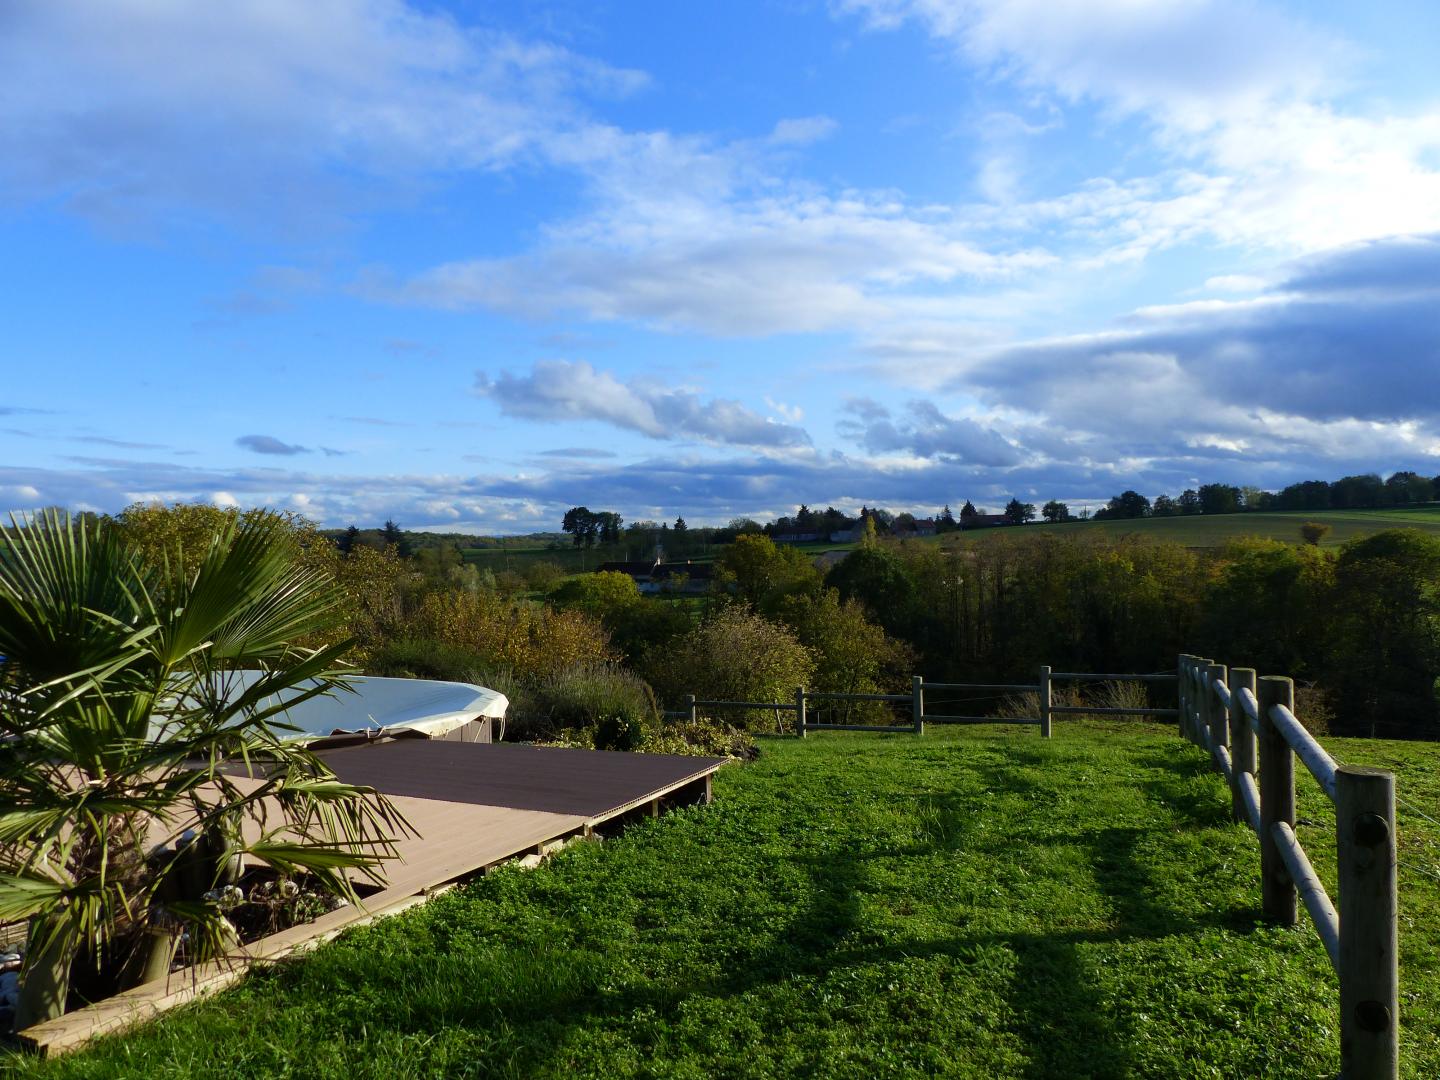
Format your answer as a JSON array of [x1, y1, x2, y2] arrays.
[[13, 913, 78, 1030]]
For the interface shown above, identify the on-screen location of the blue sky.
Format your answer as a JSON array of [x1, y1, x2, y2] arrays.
[[3, 0, 1439, 532]]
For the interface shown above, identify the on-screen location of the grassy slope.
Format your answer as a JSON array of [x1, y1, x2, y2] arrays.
[[936, 506, 1440, 549], [11, 723, 1438, 1079]]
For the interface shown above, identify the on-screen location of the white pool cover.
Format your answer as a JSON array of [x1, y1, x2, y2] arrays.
[[215, 671, 508, 743]]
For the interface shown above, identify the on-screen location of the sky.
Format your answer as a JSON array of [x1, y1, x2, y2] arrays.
[[3, 0, 1439, 533]]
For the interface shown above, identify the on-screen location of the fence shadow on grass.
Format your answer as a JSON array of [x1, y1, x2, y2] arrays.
[[227, 743, 1272, 1079], [449, 774, 1257, 1077]]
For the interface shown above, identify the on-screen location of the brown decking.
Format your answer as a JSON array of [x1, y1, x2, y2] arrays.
[[18, 742, 726, 1057], [316, 740, 723, 818]]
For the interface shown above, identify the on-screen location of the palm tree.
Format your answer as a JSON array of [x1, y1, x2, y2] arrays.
[[0, 510, 409, 1028]]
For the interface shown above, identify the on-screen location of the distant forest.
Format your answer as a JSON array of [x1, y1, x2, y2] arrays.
[[322, 467, 1440, 550]]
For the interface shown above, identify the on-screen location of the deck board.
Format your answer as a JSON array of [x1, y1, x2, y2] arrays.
[[315, 740, 724, 818]]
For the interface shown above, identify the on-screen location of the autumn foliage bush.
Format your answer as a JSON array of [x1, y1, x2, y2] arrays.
[[646, 606, 815, 730], [408, 589, 616, 680]]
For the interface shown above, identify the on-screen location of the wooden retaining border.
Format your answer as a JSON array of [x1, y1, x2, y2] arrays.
[[1178, 654, 1399, 1080]]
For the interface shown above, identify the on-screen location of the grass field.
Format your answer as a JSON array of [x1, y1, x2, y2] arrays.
[[11, 721, 1438, 1079], [936, 505, 1440, 550], [460, 543, 721, 575]]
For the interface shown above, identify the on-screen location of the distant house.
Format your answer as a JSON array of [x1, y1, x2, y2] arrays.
[[829, 526, 864, 543], [772, 531, 821, 544], [895, 518, 937, 538], [653, 561, 713, 594]]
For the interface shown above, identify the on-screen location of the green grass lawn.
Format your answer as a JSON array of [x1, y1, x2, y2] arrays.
[[936, 505, 1440, 550], [10, 722, 1439, 1078]]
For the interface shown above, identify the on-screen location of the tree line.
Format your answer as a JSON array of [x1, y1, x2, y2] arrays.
[[1095, 470, 1439, 520], [37, 501, 1440, 744]]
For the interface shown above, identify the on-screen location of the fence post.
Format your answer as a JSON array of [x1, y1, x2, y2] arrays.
[[912, 675, 924, 736], [1205, 662, 1228, 767], [1038, 665, 1052, 738], [794, 687, 807, 739], [1175, 659, 1186, 743], [1193, 658, 1214, 747], [1228, 668, 1257, 825], [687, 693, 698, 725], [1257, 676, 1297, 925], [1183, 657, 1201, 743], [1336, 765, 1399, 1080]]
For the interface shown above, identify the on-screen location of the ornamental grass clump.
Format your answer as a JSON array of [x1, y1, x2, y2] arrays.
[[0, 510, 408, 1030], [531, 662, 660, 749]]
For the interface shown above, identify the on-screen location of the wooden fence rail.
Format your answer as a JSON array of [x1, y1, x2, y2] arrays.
[[1178, 654, 1399, 1080], [671, 668, 1179, 739]]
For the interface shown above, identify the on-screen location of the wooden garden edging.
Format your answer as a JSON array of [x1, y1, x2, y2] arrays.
[[1178, 654, 1399, 1080]]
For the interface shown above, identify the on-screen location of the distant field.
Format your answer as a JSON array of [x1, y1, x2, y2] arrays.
[[461, 543, 720, 575], [933, 506, 1440, 549]]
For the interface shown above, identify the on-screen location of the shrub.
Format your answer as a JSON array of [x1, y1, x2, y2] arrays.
[[994, 684, 1082, 723], [647, 606, 814, 730], [548, 571, 641, 617], [524, 560, 567, 592], [644, 718, 758, 759], [714, 533, 821, 610], [595, 712, 647, 752], [367, 638, 490, 682], [993, 681, 1151, 724], [408, 590, 616, 680], [1092, 680, 1150, 716], [524, 663, 660, 746], [1294, 685, 1334, 737]]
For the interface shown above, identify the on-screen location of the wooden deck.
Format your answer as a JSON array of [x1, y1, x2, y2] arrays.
[[317, 740, 723, 818], [18, 743, 725, 1057]]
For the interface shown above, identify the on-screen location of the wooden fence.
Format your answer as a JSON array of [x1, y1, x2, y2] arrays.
[[1179, 654, 1399, 1080], [673, 667, 1179, 738], [678, 659, 1401, 1076]]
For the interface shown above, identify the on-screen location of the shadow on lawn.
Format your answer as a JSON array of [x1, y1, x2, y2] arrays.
[[899, 753, 1258, 1079], [243, 745, 1263, 1079]]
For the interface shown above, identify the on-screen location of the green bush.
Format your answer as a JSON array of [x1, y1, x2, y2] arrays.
[[595, 711, 647, 752], [523, 663, 660, 746], [646, 606, 815, 730], [644, 717, 757, 759], [367, 638, 490, 682]]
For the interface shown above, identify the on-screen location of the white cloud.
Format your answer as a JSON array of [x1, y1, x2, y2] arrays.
[[475, 360, 812, 448], [840, 399, 1023, 466], [0, 0, 647, 225], [399, 190, 1054, 335], [768, 116, 840, 146], [840, 2, 1440, 263], [837, 0, 1347, 130]]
